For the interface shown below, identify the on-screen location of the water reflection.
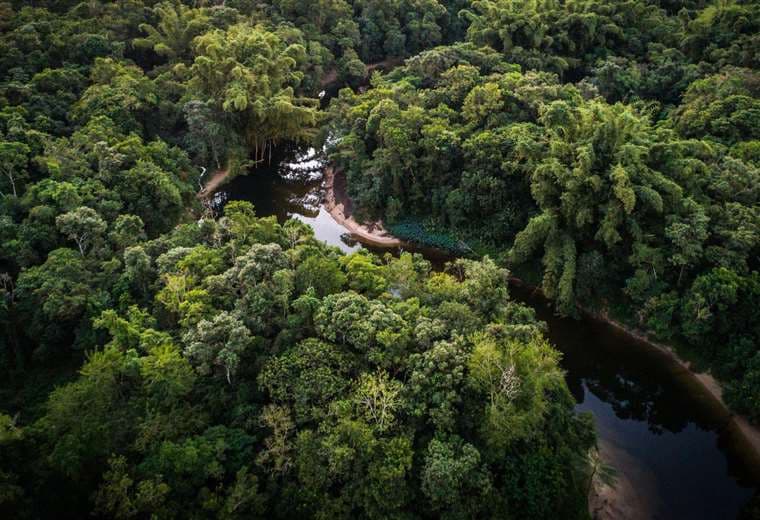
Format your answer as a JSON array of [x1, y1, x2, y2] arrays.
[[212, 143, 758, 519], [293, 207, 361, 254], [213, 144, 360, 253], [510, 283, 756, 520]]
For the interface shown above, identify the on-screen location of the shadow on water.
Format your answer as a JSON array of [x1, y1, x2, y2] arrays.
[[510, 283, 758, 520], [212, 144, 361, 254], [214, 142, 758, 519]]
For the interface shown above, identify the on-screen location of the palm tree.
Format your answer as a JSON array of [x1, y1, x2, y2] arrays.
[[134, 2, 209, 61]]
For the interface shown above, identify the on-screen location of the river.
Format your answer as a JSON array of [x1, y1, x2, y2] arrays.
[[209, 143, 759, 519]]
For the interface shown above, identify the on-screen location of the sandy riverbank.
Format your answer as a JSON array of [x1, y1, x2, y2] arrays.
[[588, 438, 658, 520], [589, 307, 760, 476], [509, 277, 760, 518], [196, 163, 404, 249], [198, 168, 229, 198], [516, 278, 760, 469], [323, 166, 402, 247], [199, 155, 760, 520]]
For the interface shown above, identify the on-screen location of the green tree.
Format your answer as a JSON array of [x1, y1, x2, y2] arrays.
[[259, 338, 355, 423], [183, 311, 255, 384], [190, 23, 320, 161], [0, 141, 29, 198], [115, 160, 184, 236], [468, 331, 565, 452], [295, 254, 346, 297], [55, 206, 107, 256], [421, 437, 492, 518], [15, 248, 94, 352], [134, 2, 210, 62], [110, 214, 146, 250]]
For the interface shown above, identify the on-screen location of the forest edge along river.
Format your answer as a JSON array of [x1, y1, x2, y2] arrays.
[[202, 141, 760, 519]]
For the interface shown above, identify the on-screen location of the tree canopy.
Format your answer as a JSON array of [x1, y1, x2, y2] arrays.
[[326, 1, 760, 421], [1, 0, 759, 517]]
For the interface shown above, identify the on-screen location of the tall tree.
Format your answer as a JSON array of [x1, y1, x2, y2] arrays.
[[134, 2, 210, 63], [189, 23, 320, 163]]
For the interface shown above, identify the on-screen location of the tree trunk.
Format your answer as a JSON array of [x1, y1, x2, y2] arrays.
[[5, 172, 16, 197], [213, 147, 221, 170]]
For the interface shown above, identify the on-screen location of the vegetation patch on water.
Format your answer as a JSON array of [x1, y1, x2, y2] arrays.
[[387, 218, 472, 255], [3, 0, 760, 518]]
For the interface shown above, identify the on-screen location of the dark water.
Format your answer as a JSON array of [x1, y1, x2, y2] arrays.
[[211, 144, 361, 254], [214, 144, 759, 519], [510, 284, 758, 519]]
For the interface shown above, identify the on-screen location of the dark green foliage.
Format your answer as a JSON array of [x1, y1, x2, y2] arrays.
[[2, 0, 759, 517], [4, 213, 594, 518], [327, 1, 760, 420], [0, 5, 599, 504]]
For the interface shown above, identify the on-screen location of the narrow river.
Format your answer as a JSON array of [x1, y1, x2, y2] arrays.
[[209, 144, 759, 519]]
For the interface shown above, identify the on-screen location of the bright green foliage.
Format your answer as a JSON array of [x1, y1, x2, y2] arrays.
[[468, 330, 565, 451], [328, 8, 760, 420], [134, 2, 210, 62], [295, 254, 347, 297], [463, 0, 681, 77], [73, 58, 159, 134], [673, 67, 760, 144], [55, 206, 107, 256], [183, 311, 256, 384], [340, 251, 389, 297], [3, 0, 760, 517], [190, 23, 320, 161], [511, 100, 682, 314]]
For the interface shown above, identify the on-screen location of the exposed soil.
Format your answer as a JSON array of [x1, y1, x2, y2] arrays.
[[198, 168, 229, 198], [323, 166, 402, 247], [588, 438, 658, 520], [197, 66, 760, 515], [589, 307, 760, 475], [509, 278, 760, 518]]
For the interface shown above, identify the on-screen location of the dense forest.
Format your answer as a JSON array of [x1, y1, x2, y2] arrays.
[[0, 0, 758, 518], [327, 0, 760, 422]]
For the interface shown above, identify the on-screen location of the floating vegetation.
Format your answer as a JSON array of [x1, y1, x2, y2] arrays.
[[388, 218, 472, 255]]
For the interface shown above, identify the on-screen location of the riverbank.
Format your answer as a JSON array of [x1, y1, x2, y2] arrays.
[[325, 171, 760, 472], [212, 149, 760, 493], [198, 168, 229, 198], [323, 166, 402, 247], [509, 277, 760, 517], [587, 306, 760, 476], [588, 438, 657, 520], [198, 58, 405, 201], [324, 165, 760, 474], [205, 144, 758, 518]]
